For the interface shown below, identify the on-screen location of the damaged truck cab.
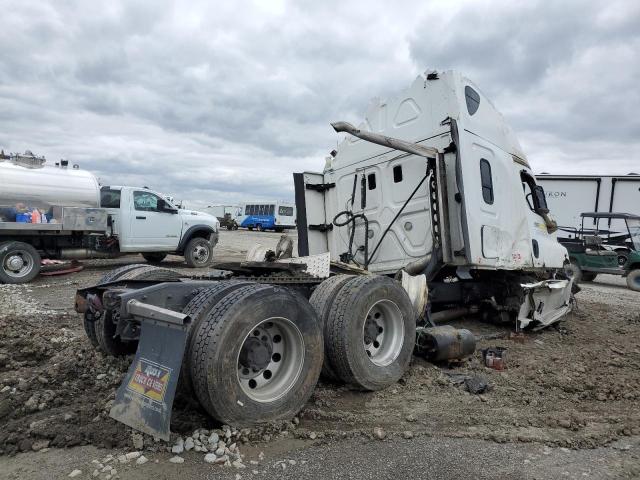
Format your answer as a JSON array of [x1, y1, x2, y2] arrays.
[[295, 70, 572, 329]]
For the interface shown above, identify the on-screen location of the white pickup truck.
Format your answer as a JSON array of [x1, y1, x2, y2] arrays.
[[0, 155, 219, 283]]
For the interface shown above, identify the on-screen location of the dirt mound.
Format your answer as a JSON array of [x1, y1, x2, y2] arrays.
[[0, 313, 215, 455]]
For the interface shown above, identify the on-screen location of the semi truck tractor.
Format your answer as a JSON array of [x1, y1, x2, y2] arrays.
[[74, 70, 574, 440], [0, 154, 219, 283]]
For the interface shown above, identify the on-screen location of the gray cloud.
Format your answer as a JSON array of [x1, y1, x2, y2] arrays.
[[1, 0, 638, 210]]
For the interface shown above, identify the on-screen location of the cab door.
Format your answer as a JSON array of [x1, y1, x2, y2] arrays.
[[127, 190, 182, 250]]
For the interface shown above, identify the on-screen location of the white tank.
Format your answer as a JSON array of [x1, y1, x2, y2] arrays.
[[0, 161, 100, 210]]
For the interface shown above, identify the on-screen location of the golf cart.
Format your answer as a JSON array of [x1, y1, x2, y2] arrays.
[[560, 212, 640, 291]]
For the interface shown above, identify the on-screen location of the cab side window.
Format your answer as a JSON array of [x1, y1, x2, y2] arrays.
[[479, 159, 494, 204], [133, 191, 161, 211]]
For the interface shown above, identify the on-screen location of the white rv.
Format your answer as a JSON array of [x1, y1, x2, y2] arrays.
[[536, 174, 640, 229]]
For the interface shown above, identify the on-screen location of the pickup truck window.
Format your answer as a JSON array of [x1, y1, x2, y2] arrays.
[[480, 159, 494, 204], [100, 189, 121, 208], [133, 191, 162, 212]]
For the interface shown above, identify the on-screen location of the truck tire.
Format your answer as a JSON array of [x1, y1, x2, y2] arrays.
[[93, 266, 183, 356], [184, 237, 214, 268], [83, 311, 100, 348], [309, 275, 354, 382], [180, 280, 255, 395], [142, 252, 167, 264], [0, 241, 41, 284], [191, 284, 323, 426], [83, 264, 148, 347], [627, 269, 640, 292], [565, 261, 583, 283], [324, 275, 416, 391], [95, 309, 138, 356]]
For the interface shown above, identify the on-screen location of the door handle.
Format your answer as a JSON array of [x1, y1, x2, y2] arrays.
[[136, 216, 147, 220]]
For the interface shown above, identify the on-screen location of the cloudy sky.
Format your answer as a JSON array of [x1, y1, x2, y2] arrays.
[[1, 0, 638, 209]]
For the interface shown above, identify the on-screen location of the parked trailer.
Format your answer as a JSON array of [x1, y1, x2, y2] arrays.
[[536, 174, 640, 229], [0, 156, 220, 283], [75, 70, 574, 440]]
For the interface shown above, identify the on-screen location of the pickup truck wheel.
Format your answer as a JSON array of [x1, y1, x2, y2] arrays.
[[184, 237, 213, 268], [324, 275, 416, 391], [142, 252, 167, 263], [309, 274, 354, 382], [0, 241, 41, 284], [627, 269, 640, 292], [564, 262, 583, 283], [180, 280, 255, 395], [191, 284, 322, 426]]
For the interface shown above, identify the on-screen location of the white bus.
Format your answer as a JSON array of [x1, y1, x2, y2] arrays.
[[236, 201, 296, 232]]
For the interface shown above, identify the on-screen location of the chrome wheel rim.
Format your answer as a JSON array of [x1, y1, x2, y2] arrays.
[[3, 250, 34, 278], [237, 317, 304, 403], [362, 299, 404, 367], [192, 243, 210, 264]]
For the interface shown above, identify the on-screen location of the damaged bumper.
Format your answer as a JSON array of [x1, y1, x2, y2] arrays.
[[517, 278, 575, 330]]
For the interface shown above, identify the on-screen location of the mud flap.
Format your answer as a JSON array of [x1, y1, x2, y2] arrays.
[[109, 300, 190, 441], [517, 279, 574, 330]]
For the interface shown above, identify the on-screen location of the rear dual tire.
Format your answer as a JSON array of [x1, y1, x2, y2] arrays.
[[309, 274, 353, 382], [189, 284, 323, 426], [180, 280, 255, 396], [313, 275, 416, 391]]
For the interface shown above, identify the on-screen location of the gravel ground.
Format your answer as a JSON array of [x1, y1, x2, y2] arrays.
[[0, 229, 639, 479]]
